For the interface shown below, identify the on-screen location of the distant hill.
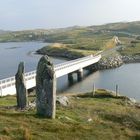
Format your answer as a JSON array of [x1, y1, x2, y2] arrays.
[[88, 21, 140, 34], [0, 21, 140, 42], [0, 30, 10, 35]]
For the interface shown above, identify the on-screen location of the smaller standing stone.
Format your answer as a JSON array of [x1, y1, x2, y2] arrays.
[[15, 62, 28, 109]]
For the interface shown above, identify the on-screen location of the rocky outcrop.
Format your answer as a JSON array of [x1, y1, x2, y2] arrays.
[[37, 46, 84, 60], [96, 54, 123, 70], [36, 56, 56, 118], [15, 62, 28, 109]]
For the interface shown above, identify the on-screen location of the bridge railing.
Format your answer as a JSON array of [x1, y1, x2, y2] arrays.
[[54, 55, 93, 68], [0, 70, 36, 90], [0, 54, 101, 91], [54, 55, 93, 70], [54, 55, 101, 71], [0, 76, 15, 89], [24, 71, 36, 81]]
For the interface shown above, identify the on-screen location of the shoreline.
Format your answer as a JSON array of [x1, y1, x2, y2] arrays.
[[121, 55, 140, 63], [35, 45, 140, 101], [36, 45, 140, 70]]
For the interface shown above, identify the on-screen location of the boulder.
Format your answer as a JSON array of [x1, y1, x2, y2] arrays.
[[56, 96, 70, 106]]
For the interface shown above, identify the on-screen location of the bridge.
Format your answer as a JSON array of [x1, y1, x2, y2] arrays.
[[0, 54, 101, 96]]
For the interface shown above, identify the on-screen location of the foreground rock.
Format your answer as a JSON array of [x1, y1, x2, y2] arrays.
[[15, 62, 28, 109], [36, 56, 56, 118], [26, 96, 70, 110], [56, 96, 70, 106]]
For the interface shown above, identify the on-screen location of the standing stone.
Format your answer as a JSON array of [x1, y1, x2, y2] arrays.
[[15, 62, 28, 109], [36, 56, 56, 118]]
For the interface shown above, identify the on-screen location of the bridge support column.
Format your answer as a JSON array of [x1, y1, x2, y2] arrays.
[[36, 56, 56, 119], [77, 68, 83, 81], [68, 73, 74, 84]]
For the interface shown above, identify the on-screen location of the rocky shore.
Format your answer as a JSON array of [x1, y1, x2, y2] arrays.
[[97, 54, 123, 70], [98, 54, 140, 70], [86, 54, 140, 70], [121, 55, 140, 63]]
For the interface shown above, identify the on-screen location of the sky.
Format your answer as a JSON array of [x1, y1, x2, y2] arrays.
[[0, 0, 140, 30]]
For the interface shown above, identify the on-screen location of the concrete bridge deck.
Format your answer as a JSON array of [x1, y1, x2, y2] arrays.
[[0, 54, 101, 96]]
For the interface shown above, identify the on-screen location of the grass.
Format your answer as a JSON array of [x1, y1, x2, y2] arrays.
[[0, 90, 140, 140], [37, 36, 117, 59], [1, 22, 138, 59], [119, 41, 140, 56], [37, 44, 86, 59], [36, 26, 128, 59], [45, 30, 117, 49], [0, 96, 16, 106], [0, 31, 47, 42]]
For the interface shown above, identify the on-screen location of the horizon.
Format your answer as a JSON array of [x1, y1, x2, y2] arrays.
[[1, 20, 140, 32], [0, 0, 140, 31]]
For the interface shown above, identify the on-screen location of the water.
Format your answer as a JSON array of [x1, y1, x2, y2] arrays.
[[0, 42, 66, 79], [0, 42, 140, 100], [0, 42, 67, 92], [63, 64, 140, 100]]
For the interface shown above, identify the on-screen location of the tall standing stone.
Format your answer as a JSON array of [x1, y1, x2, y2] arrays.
[[36, 56, 56, 118], [15, 62, 28, 109]]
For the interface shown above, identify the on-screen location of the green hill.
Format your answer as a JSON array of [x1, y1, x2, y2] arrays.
[[0, 21, 140, 43]]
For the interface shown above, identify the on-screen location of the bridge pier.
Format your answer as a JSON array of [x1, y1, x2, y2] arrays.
[[86, 63, 99, 74], [77, 68, 84, 81], [68, 73, 74, 84]]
